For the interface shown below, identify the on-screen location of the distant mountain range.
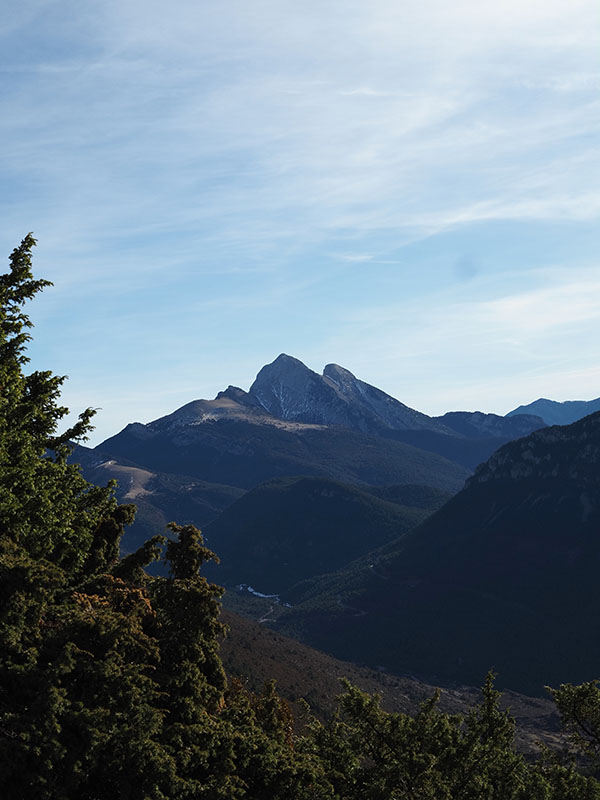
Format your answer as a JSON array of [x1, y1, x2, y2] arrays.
[[275, 411, 600, 695], [507, 396, 600, 426], [248, 355, 547, 449], [78, 354, 547, 554]]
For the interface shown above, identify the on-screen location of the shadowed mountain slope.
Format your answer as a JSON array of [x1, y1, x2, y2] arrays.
[[202, 476, 450, 592], [94, 354, 546, 506], [96, 401, 470, 493], [276, 412, 600, 695], [435, 410, 545, 440], [72, 445, 243, 555]]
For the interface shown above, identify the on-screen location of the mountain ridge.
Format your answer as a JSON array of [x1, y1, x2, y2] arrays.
[[507, 396, 600, 426], [249, 353, 451, 434], [274, 411, 600, 694], [97, 354, 546, 477], [202, 475, 448, 592]]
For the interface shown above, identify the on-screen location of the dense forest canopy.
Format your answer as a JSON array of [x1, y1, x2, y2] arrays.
[[1, 234, 600, 799]]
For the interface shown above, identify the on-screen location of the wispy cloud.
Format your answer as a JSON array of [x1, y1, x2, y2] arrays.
[[311, 263, 600, 414], [337, 254, 374, 263], [1, 1, 598, 441], [3, 1, 597, 255]]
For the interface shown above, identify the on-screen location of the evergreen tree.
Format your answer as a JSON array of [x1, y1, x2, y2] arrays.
[[308, 675, 600, 799], [0, 235, 326, 799], [0, 233, 115, 572], [548, 680, 600, 772]]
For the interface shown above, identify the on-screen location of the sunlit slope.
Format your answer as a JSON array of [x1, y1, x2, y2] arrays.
[[98, 414, 470, 492]]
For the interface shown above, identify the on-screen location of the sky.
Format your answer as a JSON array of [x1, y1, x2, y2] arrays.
[[1, 0, 599, 446]]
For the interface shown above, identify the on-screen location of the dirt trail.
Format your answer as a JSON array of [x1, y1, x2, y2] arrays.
[[259, 606, 275, 623], [97, 462, 155, 499]]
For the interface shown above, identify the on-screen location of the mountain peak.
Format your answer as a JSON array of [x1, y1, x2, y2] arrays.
[[249, 355, 325, 420], [322, 363, 357, 384], [250, 355, 314, 389], [215, 385, 261, 407], [270, 353, 310, 370], [507, 396, 600, 426], [323, 362, 355, 377]]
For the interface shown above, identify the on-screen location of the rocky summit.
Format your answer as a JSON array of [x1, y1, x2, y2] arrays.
[[248, 353, 448, 433]]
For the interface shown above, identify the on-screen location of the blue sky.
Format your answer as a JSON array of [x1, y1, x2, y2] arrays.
[[2, 0, 599, 445]]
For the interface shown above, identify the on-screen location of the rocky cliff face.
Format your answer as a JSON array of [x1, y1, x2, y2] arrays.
[[248, 354, 356, 427], [322, 363, 447, 432], [249, 354, 452, 434]]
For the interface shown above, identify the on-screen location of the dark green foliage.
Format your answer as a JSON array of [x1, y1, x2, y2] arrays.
[[0, 235, 114, 574], [113, 533, 166, 583], [549, 680, 600, 770], [0, 237, 335, 798], [309, 676, 600, 799]]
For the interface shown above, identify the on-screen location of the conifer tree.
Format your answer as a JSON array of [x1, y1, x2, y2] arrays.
[[0, 233, 115, 571], [0, 235, 326, 799]]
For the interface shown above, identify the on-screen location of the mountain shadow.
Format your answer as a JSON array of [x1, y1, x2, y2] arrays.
[[277, 412, 600, 695]]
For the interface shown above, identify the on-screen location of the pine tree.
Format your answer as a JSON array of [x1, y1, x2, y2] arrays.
[[0, 233, 116, 571], [308, 674, 600, 799], [0, 235, 327, 799]]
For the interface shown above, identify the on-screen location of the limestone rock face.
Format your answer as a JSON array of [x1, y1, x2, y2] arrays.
[[249, 354, 450, 434], [249, 354, 349, 426]]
